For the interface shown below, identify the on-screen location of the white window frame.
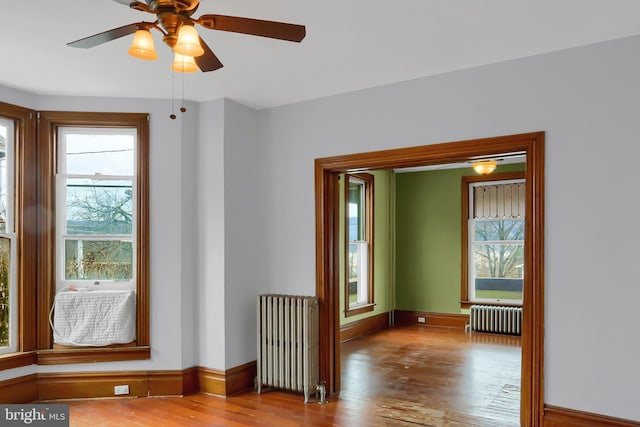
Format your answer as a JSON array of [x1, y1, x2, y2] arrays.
[[0, 117, 18, 354], [56, 127, 137, 293], [468, 178, 524, 305], [348, 241, 369, 307]]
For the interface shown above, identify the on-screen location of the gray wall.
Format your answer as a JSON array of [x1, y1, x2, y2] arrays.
[[257, 36, 640, 421]]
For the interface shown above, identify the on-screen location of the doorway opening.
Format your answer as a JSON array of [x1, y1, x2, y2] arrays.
[[315, 132, 544, 426]]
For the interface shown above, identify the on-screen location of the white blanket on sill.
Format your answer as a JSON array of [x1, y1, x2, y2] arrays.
[[53, 290, 136, 346]]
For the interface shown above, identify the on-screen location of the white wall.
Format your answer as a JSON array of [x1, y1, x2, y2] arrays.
[[257, 36, 640, 421], [222, 100, 266, 368], [180, 101, 200, 369], [0, 86, 37, 110], [196, 99, 226, 369]]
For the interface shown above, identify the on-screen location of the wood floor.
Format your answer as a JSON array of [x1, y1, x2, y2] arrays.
[[64, 326, 521, 426]]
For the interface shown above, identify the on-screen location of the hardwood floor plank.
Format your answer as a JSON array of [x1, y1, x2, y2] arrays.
[[62, 326, 520, 426]]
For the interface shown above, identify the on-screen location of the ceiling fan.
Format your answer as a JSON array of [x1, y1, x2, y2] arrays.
[[67, 0, 306, 72]]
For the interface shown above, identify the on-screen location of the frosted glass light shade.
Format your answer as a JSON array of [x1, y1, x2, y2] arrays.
[[128, 29, 158, 60], [172, 53, 199, 73], [174, 25, 204, 57], [472, 160, 497, 175]]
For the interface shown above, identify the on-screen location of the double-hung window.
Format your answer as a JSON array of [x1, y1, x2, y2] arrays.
[[463, 175, 525, 305], [345, 173, 374, 316], [0, 117, 17, 354], [37, 111, 150, 358], [57, 128, 136, 291]]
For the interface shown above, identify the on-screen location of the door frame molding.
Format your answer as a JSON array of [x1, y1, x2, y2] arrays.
[[315, 131, 545, 427]]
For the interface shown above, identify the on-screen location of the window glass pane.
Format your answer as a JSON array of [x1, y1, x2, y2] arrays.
[[474, 219, 524, 241], [0, 237, 11, 347], [473, 243, 523, 301], [348, 180, 364, 241], [66, 178, 133, 235], [65, 132, 134, 176], [65, 240, 133, 281], [0, 121, 10, 234], [348, 242, 368, 307]]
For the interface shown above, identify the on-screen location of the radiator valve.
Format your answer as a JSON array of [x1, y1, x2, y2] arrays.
[[315, 381, 328, 404]]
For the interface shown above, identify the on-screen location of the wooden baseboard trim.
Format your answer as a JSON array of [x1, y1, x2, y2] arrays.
[[38, 371, 150, 401], [198, 361, 256, 397], [225, 361, 257, 396], [394, 310, 468, 329], [148, 367, 199, 397], [197, 366, 226, 396], [0, 361, 256, 402], [544, 404, 640, 426], [0, 374, 38, 403], [340, 312, 390, 343]]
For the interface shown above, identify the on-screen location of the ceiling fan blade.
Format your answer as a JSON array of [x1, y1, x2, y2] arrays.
[[112, 0, 139, 6], [67, 23, 140, 49], [195, 36, 224, 72], [198, 15, 306, 42]]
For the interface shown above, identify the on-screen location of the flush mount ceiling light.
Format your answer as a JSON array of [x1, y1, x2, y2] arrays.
[[471, 160, 497, 175], [67, 0, 306, 73]]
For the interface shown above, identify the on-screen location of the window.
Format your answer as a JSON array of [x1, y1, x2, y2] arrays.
[[37, 112, 149, 359], [345, 173, 374, 316], [57, 128, 135, 291], [0, 101, 37, 368], [0, 117, 17, 354], [462, 174, 525, 306]]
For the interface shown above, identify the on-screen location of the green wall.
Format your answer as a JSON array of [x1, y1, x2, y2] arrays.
[[395, 164, 525, 314], [339, 163, 525, 321], [339, 170, 395, 326]]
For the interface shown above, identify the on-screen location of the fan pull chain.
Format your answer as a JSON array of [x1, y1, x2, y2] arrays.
[[170, 72, 177, 120], [180, 70, 187, 113], [170, 68, 188, 120]]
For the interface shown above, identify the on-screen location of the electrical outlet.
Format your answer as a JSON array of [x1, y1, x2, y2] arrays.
[[417, 316, 426, 323], [114, 385, 129, 395]]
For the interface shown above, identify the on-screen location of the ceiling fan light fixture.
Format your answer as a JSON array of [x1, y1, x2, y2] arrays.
[[128, 29, 158, 60], [472, 160, 497, 175], [172, 53, 199, 73], [174, 24, 204, 57]]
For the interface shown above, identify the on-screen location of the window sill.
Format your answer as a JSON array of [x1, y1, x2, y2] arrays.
[[0, 352, 38, 372], [345, 303, 375, 317], [37, 346, 151, 365], [460, 300, 523, 309]]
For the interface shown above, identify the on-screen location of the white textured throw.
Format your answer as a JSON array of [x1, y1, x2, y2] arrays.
[[53, 290, 136, 346]]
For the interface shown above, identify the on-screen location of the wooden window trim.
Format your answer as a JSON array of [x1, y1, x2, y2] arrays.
[[344, 173, 374, 317], [460, 171, 525, 306], [0, 101, 37, 371], [36, 111, 150, 362], [37, 346, 150, 365]]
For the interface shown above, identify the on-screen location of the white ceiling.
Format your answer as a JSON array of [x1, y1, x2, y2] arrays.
[[2, 1, 640, 109]]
